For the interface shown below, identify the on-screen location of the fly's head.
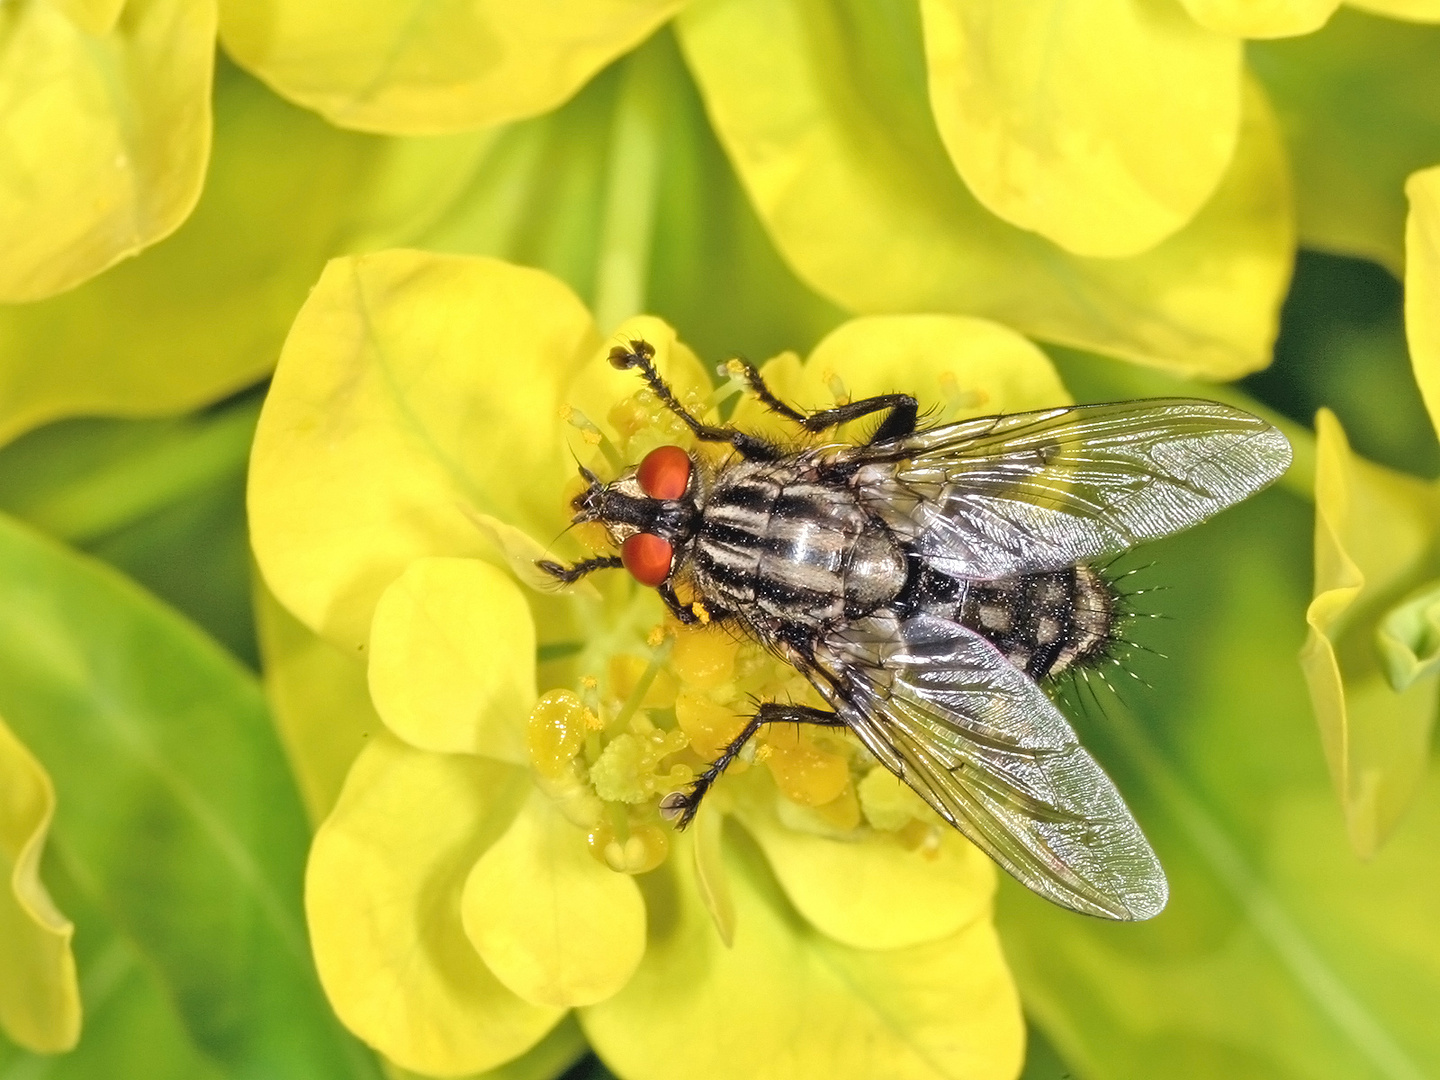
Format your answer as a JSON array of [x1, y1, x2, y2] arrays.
[[565, 445, 700, 588]]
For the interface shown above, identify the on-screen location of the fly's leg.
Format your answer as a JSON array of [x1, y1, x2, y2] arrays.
[[660, 703, 847, 828], [609, 341, 781, 461], [536, 555, 623, 583], [657, 583, 732, 626], [657, 583, 699, 624], [728, 357, 919, 444]]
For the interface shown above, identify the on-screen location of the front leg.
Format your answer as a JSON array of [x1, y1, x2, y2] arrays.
[[609, 341, 782, 461], [536, 555, 623, 583], [729, 358, 919, 444], [660, 702, 848, 827]]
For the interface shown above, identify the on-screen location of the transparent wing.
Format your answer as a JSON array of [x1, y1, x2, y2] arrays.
[[809, 612, 1167, 920], [837, 398, 1291, 579]]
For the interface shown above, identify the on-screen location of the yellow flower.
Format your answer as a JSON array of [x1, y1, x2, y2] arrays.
[[249, 250, 1040, 1078], [1300, 164, 1440, 855]]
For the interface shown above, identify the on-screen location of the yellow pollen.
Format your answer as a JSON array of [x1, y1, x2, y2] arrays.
[[753, 744, 773, 764], [646, 626, 666, 649], [580, 675, 598, 691], [691, 601, 710, 624]]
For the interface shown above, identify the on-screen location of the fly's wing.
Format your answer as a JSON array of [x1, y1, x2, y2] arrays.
[[839, 398, 1290, 579], [809, 612, 1167, 920]]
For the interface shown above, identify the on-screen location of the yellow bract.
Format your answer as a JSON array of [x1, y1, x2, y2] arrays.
[[219, 0, 685, 134], [369, 558, 536, 762], [678, 0, 1292, 379], [256, 255, 1039, 1079], [462, 793, 646, 1008], [583, 831, 1022, 1080], [1406, 166, 1440, 433], [1181, 0, 1340, 36], [738, 799, 995, 950], [921, 0, 1240, 257], [0, 714, 79, 1054], [1300, 412, 1440, 857], [249, 251, 600, 652], [0, 0, 215, 302], [255, 584, 379, 826], [307, 733, 555, 1075]]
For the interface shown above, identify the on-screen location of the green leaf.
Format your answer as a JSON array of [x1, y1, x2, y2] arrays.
[[0, 514, 379, 1080], [0, 394, 260, 548], [1376, 578, 1440, 691], [1249, 8, 1440, 275], [998, 361, 1439, 1079], [0, 392, 264, 669], [0, 851, 226, 1080]]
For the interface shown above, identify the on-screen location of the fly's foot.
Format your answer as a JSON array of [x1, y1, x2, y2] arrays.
[[658, 787, 703, 829]]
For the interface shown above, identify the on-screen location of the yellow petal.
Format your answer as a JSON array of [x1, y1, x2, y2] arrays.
[[0, 714, 79, 1054], [250, 251, 600, 652], [738, 314, 1069, 436], [737, 798, 995, 950], [583, 831, 1022, 1080], [255, 582, 380, 826], [921, 0, 1241, 257], [1406, 166, 1440, 437], [307, 733, 558, 1075], [1345, 0, 1440, 19], [0, 0, 215, 302], [50, 0, 127, 35], [462, 792, 646, 1008], [1180, 0, 1340, 36], [689, 802, 735, 946], [220, 0, 684, 134], [678, 0, 1292, 379], [1300, 411, 1440, 856], [369, 558, 535, 762], [385, 1015, 588, 1080]]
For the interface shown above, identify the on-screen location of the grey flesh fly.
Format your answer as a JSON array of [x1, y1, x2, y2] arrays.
[[539, 340, 1292, 921]]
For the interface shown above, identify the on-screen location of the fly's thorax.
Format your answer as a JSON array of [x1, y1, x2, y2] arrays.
[[958, 564, 1118, 681], [689, 456, 908, 633]]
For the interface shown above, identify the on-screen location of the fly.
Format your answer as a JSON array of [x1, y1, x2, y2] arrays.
[[539, 339, 1292, 920]]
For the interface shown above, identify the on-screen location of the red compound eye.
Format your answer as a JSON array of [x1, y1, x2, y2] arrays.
[[622, 533, 674, 587], [637, 445, 691, 500]]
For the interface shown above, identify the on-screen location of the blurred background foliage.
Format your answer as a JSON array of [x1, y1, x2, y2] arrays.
[[1, 2, 1439, 1079]]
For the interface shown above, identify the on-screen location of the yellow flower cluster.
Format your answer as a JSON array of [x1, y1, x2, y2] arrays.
[[1302, 166, 1440, 856], [249, 251, 1045, 1078]]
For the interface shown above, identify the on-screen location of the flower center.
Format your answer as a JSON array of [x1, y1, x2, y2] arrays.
[[532, 379, 945, 874]]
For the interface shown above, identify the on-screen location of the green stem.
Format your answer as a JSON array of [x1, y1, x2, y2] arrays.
[[592, 37, 666, 334]]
